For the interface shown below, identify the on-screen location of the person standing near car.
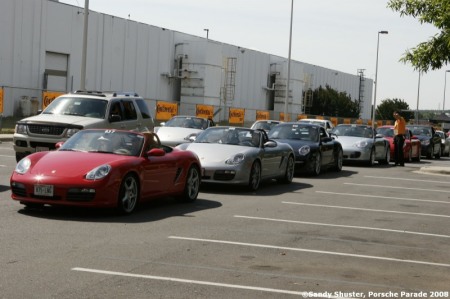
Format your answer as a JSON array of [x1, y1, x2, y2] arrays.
[[393, 110, 406, 166]]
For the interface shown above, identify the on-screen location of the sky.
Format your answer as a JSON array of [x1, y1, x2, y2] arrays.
[[60, 0, 449, 111]]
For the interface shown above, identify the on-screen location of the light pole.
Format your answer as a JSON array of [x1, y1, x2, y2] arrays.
[[415, 71, 421, 124], [443, 70, 450, 112], [371, 30, 388, 128], [284, 0, 294, 122], [204, 29, 209, 39]]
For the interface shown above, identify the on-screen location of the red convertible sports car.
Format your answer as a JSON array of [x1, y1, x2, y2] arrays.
[[10, 129, 201, 214], [377, 125, 421, 162]]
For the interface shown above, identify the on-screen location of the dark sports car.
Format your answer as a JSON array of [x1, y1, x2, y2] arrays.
[[10, 129, 201, 214], [407, 125, 441, 159], [268, 122, 343, 175]]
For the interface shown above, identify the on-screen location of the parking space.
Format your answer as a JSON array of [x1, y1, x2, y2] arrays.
[[0, 151, 449, 298]]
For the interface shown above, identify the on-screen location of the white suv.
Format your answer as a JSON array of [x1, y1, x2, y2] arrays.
[[13, 91, 155, 162], [298, 118, 334, 133]]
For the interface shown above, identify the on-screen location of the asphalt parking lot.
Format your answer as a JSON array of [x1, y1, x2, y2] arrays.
[[0, 140, 449, 298]]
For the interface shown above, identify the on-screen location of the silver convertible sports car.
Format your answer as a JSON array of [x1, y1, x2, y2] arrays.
[[154, 115, 215, 147], [330, 124, 390, 166], [176, 126, 295, 191]]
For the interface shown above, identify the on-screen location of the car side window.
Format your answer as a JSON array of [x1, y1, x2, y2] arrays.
[[135, 99, 152, 119], [122, 100, 137, 121], [319, 127, 327, 138], [109, 101, 122, 120]]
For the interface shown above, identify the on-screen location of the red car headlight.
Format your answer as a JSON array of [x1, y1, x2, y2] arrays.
[[86, 164, 111, 180]]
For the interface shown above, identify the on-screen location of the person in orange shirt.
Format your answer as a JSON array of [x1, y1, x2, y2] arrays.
[[393, 110, 406, 166]]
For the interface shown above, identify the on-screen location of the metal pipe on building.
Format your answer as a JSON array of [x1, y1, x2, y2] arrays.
[[80, 0, 89, 91]]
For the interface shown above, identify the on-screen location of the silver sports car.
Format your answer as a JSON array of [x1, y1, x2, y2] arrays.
[[176, 126, 295, 191], [155, 116, 215, 147], [330, 124, 390, 166]]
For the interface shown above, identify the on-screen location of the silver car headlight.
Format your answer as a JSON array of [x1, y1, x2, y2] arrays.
[[15, 157, 31, 174], [15, 124, 28, 135], [225, 153, 245, 165], [354, 140, 369, 148], [86, 164, 111, 180], [298, 145, 310, 156], [66, 128, 81, 138]]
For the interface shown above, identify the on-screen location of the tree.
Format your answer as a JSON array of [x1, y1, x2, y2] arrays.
[[376, 98, 414, 121], [310, 85, 360, 118], [387, 0, 450, 72]]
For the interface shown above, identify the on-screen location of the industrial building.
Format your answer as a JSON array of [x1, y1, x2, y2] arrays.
[[0, 0, 373, 123]]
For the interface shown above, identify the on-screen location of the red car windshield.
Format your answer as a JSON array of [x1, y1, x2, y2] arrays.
[[60, 130, 144, 156]]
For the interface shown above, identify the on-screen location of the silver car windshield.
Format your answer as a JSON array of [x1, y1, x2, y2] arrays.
[[269, 124, 319, 142], [42, 97, 107, 118], [165, 116, 207, 129], [332, 126, 374, 138], [196, 128, 261, 147]]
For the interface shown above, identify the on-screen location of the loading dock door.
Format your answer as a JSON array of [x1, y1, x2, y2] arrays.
[[44, 52, 68, 92]]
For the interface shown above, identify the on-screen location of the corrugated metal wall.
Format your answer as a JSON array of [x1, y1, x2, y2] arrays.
[[0, 0, 373, 121]]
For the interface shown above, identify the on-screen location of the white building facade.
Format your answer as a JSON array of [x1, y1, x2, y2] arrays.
[[0, 0, 373, 121]]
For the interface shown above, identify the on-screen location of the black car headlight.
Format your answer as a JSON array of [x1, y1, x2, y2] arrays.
[[298, 145, 311, 156]]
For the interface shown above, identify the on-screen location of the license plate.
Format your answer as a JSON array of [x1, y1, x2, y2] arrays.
[[35, 146, 49, 152], [34, 185, 54, 197]]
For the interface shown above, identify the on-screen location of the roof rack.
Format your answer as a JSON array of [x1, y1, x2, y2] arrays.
[[73, 90, 107, 97], [112, 92, 139, 97]]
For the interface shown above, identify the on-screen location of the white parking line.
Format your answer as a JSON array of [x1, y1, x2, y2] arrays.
[[344, 183, 450, 193], [71, 267, 324, 297], [315, 191, 450, 204], [364, 175, 448, 184], [234, 215, 450, 239], [168, 236, 450, 268], [282, 202, 450, 218]]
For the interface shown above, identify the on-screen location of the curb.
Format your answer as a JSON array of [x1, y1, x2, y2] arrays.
[[417, 166, 450, 176], [0, 135, 14, 142]]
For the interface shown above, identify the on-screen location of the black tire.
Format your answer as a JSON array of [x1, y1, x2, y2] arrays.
[[379, 146, 390, 165], [334, 148, 343, 172], [178, 166, 200, 202], [279, 155, 295, 184], [367, 147, 375, 166], [435, 145, 441, 159], [407, 148, 412, 162], [117, 174, 139, 215], [416, 149, 421, 162], [310, 153, 321, 176], [426, 146, 433, 159], [248, 161, 261, 191]]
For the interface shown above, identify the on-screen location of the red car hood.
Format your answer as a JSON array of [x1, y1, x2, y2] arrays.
[[27, 151, 131, 178]]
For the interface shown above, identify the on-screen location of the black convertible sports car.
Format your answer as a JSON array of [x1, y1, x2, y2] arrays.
[[268, 122, 343, 175]]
